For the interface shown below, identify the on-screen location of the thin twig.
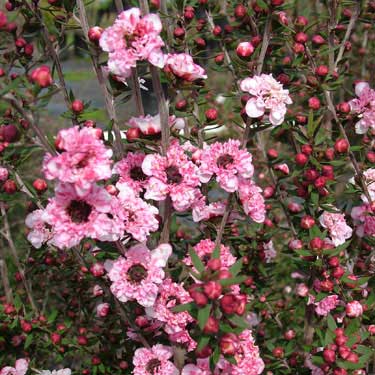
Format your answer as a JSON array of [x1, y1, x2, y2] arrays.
[[0, 203, 39, 313], [0, 259, 14, 304]]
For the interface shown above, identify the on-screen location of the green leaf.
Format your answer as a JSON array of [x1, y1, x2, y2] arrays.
[[256, 0, 268, 9], [172, 302, 195, 313], [219, 275, 247, 287], [48, 309, 58, 324], [188, 247, 205, 273], [229, 314, 249, 329], [211, 245, 220, 260], [197, 335, 210, 351], [228, 258, 243, 277], [198, 304, 211, 330], [327, 314, 337, 331]]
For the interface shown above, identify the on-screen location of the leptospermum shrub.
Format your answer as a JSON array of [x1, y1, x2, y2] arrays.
[[0, 0, 375, 374]]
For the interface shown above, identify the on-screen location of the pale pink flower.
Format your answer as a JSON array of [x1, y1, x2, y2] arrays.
[[346, 300, 363, 317], [38, 369, 71, 375], [142, 142, 201, 211], [115, 185, 159, 242], [351, 204, 375, 237], [96, 303, 110, 317], [182, 359, 211, 375], [349, 82, 375, 134], [0, 359, 29, 375], [114, 152, 148, 195], [127, 114, 182, 136], [238, 178, 266, 223], [296, 283, 309, 297], [319, 210, 352, 246], [362, 168, 375, 202], [198, 140, 254, 193], [220, 330, 264, 375], [43, 126, 112, 197], [240, 74, 292, 126], [184, 239, 236, 270], [263, 240, 276, 263], [0, 166, 9, 181], [315, 295, 339, 316], [106, 243, 171, 307], [100, 8, 164, 78], [132, 344, 179, 375], [191, 193, 226, 222], [43, 183, 123, 249], [164, 53, 207, 81], [25, 209, 52, 249]]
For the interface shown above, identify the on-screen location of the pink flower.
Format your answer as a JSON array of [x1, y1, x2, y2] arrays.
[[142, 142, 201, 211], [346, 300, 363, 318], [219, 330, 264, 375], [145, 278, 195, 350], [114, 152, 148, 195], [132, 344, 179, 375], [274, 163, 290, 175], [25, 209, 52, 249], [184, 239, 236, 270], [0, 359, 29, 375], [127, 114, 182, 136], [362, 168, 375, 202], [0, 166, 9, 181], [182, 359, 211, 375], [192, 197, 226, 222], [351, 204, 375, 237], [238, 179, 266, 223], [319, 210, 352, 246], [99, 8, 164, 78], [263, 240, 276, 263], [96, 303, 110, 317], [43, 126, 112, 197], [315, 295, 339, 316], [43, 183, 123, 249], [240, 74, 292, 126], [116, 185, 159, 242], [164, 53, 207, 81], [349, 82, 375, 134], [106, 243, 171, 307], [198, 140, 254, 193], [296, 283, 309, 297]]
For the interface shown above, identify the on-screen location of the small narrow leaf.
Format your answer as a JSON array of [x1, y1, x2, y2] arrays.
[[229, 258, 243, 277], [198, 304, 211, 330], [188, 247, 205, 273]]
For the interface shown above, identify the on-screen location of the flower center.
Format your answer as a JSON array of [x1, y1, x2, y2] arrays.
[[146, 358, 161, 374], [66, 200, 92, 223], [130, 166, 147, 181], [76, 152, 92, 168], [127, 264, 147, 283], [166, 166, 183, 184], [217, 154, 234, 168]]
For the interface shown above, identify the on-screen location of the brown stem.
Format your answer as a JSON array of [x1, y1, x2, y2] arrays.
[[129, 68, 145, 116], [256, 11, 272, 75], [0, 203, 39, 313], [0, 258, 14, 304]]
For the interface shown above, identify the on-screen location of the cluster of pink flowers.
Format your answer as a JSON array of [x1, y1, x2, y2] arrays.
[[349, 81, 375, 134], [99, 8, 164, 78], [319, 210, 352, 246], [127, 114, 185, 136], [240, 74, 292, 126], [313, 294, 340, 316]]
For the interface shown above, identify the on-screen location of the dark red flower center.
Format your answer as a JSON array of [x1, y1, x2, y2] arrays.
[[127, 264, 147, 283], [166, 166, 183, 184], [130, 166, 147, 181], [146, 358, 161, 374], [76, 153, 92, 168], [66, 200, 92, 223], [217, 154, 234, 168]]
